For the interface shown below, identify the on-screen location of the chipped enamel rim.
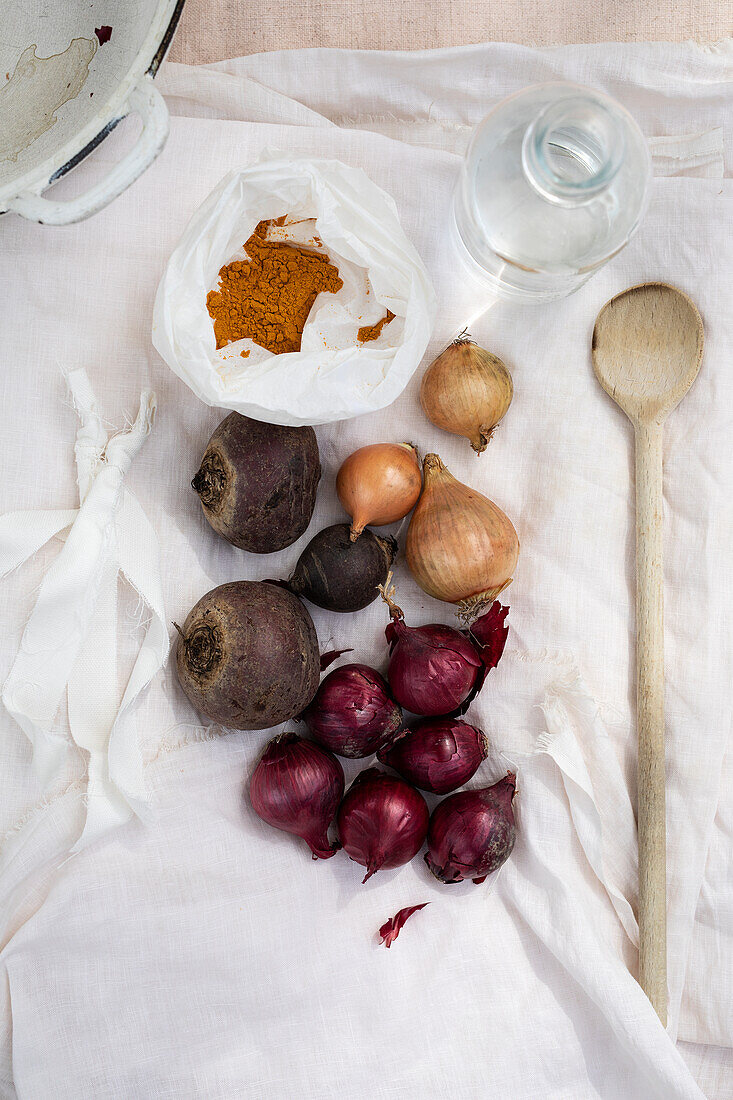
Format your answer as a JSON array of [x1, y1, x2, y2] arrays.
[[0, 0, 186, 224]]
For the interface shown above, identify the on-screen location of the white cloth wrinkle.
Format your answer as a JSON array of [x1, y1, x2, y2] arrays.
[[0, 369, 169, 850]]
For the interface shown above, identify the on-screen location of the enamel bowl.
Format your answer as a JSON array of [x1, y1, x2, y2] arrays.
[[0, 0, 184, 224]]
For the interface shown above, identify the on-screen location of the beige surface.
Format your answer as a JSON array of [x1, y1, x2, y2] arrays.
[[169, 0, 731, 63]]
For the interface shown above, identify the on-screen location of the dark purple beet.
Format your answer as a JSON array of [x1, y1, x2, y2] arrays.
[[175, 581, 320, 729], [289, 523, 397, 612], [192, 412, 321, 553]]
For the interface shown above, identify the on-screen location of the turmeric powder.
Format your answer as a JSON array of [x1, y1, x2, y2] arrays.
[[358, 309, 395, 343], [206, 219, 343, 355]]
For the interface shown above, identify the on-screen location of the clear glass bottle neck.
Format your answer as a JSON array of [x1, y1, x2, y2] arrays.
[[521, 94, 626, 207]]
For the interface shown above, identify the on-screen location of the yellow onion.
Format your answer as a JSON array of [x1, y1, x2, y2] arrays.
[[420, 337, 513, 454], [406, 453, 519, 616], [336, 442, 422, 541]]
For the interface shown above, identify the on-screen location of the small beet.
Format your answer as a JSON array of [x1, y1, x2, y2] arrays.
[[289, 523, 397, 613], [192, 412, 321, 553], [175, 581, 320, 729]]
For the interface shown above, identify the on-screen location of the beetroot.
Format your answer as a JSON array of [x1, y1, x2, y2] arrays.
[[192, 412, 321, 553], [175, 581, 320, 729], [288, 523, 396, 613]]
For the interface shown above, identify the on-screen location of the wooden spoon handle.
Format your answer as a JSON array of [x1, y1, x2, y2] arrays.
[[634, 420, 667, 1026]]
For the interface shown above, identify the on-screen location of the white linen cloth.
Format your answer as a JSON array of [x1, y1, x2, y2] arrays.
[[0, 40, 731, 1100], [0, 370, 168, 850]]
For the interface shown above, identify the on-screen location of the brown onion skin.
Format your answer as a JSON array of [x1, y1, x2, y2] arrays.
[[377, 718, 488, 794], [337, 768, 429, 882], [175, 581, 320, 730], [420, 340, 513, 454], [336, 442, 422, 540], [249, 732, 344, 859], [406, 453, 519, 611], [192, 413, 321, 553], [303, 663, 402, 758], [425, 772, 517, 885]]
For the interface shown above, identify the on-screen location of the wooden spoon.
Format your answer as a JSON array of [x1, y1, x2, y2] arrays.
[[592, 283, 704, 1026]]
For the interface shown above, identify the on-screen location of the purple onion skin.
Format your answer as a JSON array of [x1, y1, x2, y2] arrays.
[[337, 768, 430, 883], [249, 732, 344, 859], [385, 618, 483, 716], [377, 719, 488, 795], [303, 663, 402, 758], [425, 772, 517, 884]]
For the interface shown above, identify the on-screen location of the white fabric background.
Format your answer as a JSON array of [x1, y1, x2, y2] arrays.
[[0, 42, 731, 1100]]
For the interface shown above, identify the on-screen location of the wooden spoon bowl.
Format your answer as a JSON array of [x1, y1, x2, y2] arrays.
[[593, 282, 704, 424]]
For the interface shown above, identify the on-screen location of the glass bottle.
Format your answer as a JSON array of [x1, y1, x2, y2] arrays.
[[453, 83, 652, 302]]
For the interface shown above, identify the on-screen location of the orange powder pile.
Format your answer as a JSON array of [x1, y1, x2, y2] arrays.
[[206, 219, 344, 355], [358, 309, 395, 343]]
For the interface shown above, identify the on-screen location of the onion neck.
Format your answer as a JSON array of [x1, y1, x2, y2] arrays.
[[422, 452, 452, 488], [362, 855, 383, 883], [470, 426, 494, 454], [267, 730, 299, 756], [422, 453, 446, 476], [306, 835, 340, 860], [457, 578, 513, 623]]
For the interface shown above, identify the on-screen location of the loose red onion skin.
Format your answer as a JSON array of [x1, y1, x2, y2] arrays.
[[385, 618, 483, 716], [465, 601, 509, 672], [303, 663, 402, 758], [425, 772, 517, 884], [377, 718, 488, 794], [337, 768, 430, 883], [249, 732, 344, 859], [379, 903, 429, 948]]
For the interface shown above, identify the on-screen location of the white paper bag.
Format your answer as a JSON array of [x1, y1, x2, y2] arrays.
[[152, 153, 437, 426]]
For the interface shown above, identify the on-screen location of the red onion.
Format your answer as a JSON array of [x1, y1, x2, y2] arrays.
[[249, 732, 344, 859], [378, 718, 488, 794], [380, 582, 510, 716], [303, 663, 402, 758], [425, 772, 517, 884], [385, 614, 482, 716], [337, 768, 429, 882]]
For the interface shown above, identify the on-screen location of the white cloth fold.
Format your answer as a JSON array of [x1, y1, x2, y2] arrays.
[[0, 370, 169, 849]]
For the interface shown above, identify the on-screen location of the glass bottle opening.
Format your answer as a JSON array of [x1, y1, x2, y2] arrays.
[[521, 95, 626, 205]]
